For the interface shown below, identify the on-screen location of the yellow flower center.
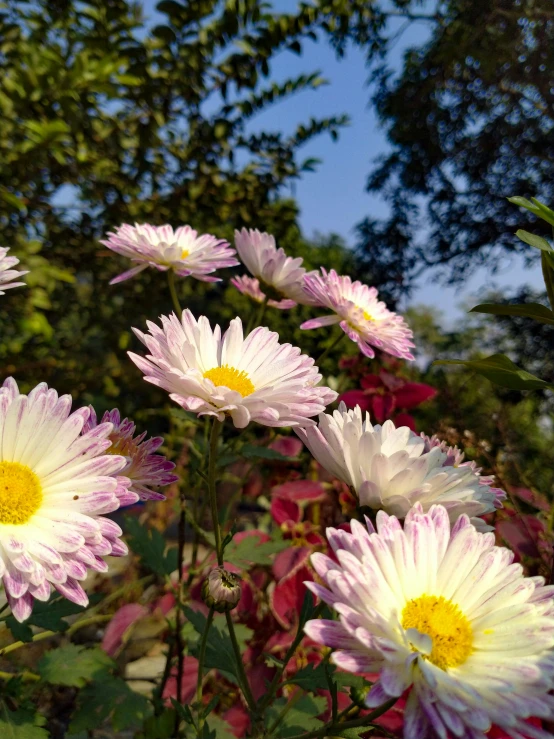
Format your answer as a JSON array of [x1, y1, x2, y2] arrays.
[[401, 594, 473, 670], [0, 461, 43, 525], [362, 310, 373, 322], [203, 365, 255, 397], [181, 249, 190, 259]]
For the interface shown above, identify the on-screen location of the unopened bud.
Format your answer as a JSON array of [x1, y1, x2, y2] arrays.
[[201, 567, 242, 613], [349, 683, 370, 708]]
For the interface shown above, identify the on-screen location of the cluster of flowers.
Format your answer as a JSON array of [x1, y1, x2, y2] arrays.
[[1, 223, 553, 739]]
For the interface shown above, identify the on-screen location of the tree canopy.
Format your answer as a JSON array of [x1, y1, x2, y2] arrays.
[[355, 0, 554, 296]]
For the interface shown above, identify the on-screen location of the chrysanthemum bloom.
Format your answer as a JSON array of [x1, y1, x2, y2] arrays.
[[0, 378, 131, 621], [230, 274, 296, 310], [101, 223, 238, 285], [0, 246, 28, 295], [422, 433, 506, 509], [83, 408, 178, 502], [296, 404, 501, 526], [128, 311, 337, 428], [301, 269, 415, 360], [304, 504, 554, 739], [234, 228, 319, 305]]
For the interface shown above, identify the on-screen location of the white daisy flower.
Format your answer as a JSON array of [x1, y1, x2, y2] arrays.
[[301, 269, 415, 360], [305, 504, 554, 739], [0, 246, 28, 295], [0, 378, 131, 622], [295, 404, 501, 526], [101, 223, 238, 284], [128, 311, 337, 429], [234, 228, 319, 306]]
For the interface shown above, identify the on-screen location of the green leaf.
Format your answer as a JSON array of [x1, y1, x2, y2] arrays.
[[141, 709, 177, 739], [0, 190, 26, 211], [183, 606, 241, 683], [542, 251, 554, 312], [0, 706, 49, 739], [125, 516, 178, 576], [69, 676, 152, 733], [202, 715, 235, 739], [223, 533, 288, 567], [508, 196, 554, 226], [27, 595, 96, 632], [433, 354, 554, 391], [5, 619, 33, 643], [332, 673, 371, 692], [38, 645, 113, 687], [286, 662, 330, 691], [469, 302, 554, 325], [266, 694, 327, 737], [515, 229, 553, 252], [240, 444, 290, 460]]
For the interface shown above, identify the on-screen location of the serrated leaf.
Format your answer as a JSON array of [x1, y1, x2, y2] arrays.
[[203, 714, 235, 738], [69, 676, 152, 733], [515, 229, 553, 252], [266, 694, 326, 737], [5, 618, 33, 642], [0, 706, 49, 739], [38, 645, 113, 687], [286, 661, 330, 691], [433, 354, 554, 391], [183, 606, 252, 682], [469, 302, 554, 325], [125, 516, 178, 576], [223, 534, 288, 567], [240, 444, 289, 460]]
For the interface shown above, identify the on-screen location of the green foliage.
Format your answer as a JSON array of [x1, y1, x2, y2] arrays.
[[0, 706, 49, 739], [434, 354, 553, 392], [265, 694, 327, 737], [183, 606, 250, 683], [69, 676, 152, 733], [286, 662, 330, 691], [38, 645, 113, 687], [6, 596, 97, 643], [125, 515, 178, 576], [470, 303, 554, 325], [240, 443, 291, 460], [223, 532, 289, 567]]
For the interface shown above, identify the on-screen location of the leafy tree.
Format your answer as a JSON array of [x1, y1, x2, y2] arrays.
[[354, 0, 554, 295], [0, 0, 375, 414]]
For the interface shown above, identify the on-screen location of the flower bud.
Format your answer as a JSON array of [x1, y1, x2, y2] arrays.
[[201, 567, 242, 613], [349, 683, 370, 708]]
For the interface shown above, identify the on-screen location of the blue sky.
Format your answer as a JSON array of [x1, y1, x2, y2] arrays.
[[146, 1, 545, 320]]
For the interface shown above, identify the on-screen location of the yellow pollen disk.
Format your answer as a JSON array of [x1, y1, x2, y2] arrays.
[[203, 365, 255, 397], [362, 310, 373, 322], [402, 594, 473, 670], [0, 461, 43, 525], [181, 249, 190, 259]]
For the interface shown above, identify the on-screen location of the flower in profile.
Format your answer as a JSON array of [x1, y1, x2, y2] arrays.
[[0, 246, 28, 295], [83, 408, 178, 502], [0, 378, 131, 621], [304, 504, 554, 739], [301, 269, 415, 360], [234, 228, 319, 305], [230, 274, 296, 309], [129, 311, 337, 429], [296, 403, 501, 526], [101, 223, 238, 285]]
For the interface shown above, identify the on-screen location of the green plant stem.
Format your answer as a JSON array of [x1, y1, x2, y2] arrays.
[[208, 418, 224, 564], [256, 602, 325, 716], [315, 329, 346, 365], [168, 270, 183, 315], [267, 688, 303, 735], [284, 697, 398, 739], [196, 606, 215, 736], [225, 610, 257, 713], [246, 296, 268, 334], [174, 482, 188, 738], [0, 669, 40, 682], [0, 614, 112, 657]]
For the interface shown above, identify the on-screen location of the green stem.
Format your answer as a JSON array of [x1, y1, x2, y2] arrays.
[[542, 251, 554, 311], [267, 689, 303, 735], [168, 270, 183, 315], [246, 296, 268, 334], [256, 602, 324, 716], [208, 418, 224, 564], [284, 698, 398, 739], [174, 482, 188, 737], [196, 606, 215, 736], [225, 611, 257, 713], [315, 329, 346, 366]]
